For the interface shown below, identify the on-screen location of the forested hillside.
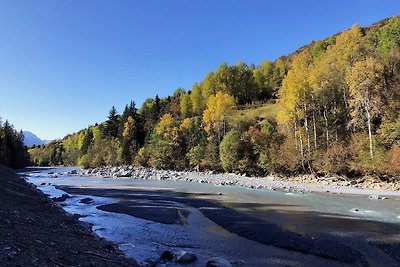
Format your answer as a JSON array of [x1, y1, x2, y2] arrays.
[[29, 16, 400, 177]]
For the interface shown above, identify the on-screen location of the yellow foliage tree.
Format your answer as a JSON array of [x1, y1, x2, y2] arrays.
[[346, 57, 385, 159], [156, 113, 177, 141], [190, 83, 205, 114], [203, 91, 235, 141]]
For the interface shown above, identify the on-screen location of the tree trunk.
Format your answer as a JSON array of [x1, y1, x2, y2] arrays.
[[304, 104, 311, 154], [333, 99, 339, 142], [366, 107, 374, 160], [299, 135, 305, 170], [294, 119, 298, 149], [312, 111, 317, 150], [323, 105, 329, 147]]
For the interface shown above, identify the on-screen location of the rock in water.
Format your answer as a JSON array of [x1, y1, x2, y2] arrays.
[[52, 194, 71, 202], [368, 195, 389, 200], [80, 197, 94, 204], [206, 257, 232, 267], [175, 251, 197, 264]]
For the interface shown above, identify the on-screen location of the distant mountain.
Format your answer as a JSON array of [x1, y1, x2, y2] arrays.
[[23, 131, 49, 147]]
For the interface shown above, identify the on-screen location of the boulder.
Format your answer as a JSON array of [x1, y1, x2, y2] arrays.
[[175, 251, 197, 264], [206, 257, 232, 267], [52, 194, 71, 202], [159, 250, 174, 261]]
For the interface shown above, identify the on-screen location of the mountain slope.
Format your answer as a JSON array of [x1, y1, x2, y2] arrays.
[[23, 131, 48, 147]]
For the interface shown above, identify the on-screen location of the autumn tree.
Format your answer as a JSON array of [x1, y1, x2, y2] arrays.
[[203, 92, 235, 142], [253, 60, 274, 101], [121, 116, 138, 164], [180, 93, 192, 117], [190, 83, 206, 115], [346, 57, 386, 159], [277, 50, 314, 169], [148, 114, 180, 169]]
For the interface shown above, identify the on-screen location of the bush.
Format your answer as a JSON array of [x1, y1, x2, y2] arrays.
[[383, 144, 400, 175], [134, 147, 150, 167], [187, 144, 205, 168], [268, 135, 302, 174], [349, 133, 386, 174], [78, 155, 90, 169], [313, 141, 350, 174], [220, 130, 242, 172]]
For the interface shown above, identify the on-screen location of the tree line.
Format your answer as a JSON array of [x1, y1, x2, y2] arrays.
[[29, 16, 400, 177], [0, 118, 30, 169]]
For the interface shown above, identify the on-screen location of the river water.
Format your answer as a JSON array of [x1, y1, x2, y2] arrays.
[[22, 167, 400, 266]]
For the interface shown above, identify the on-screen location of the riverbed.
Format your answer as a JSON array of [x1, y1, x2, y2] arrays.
[[23, 167, 400, 266]]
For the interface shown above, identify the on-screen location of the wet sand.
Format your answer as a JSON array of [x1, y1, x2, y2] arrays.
[[58, 185, 400, 266]]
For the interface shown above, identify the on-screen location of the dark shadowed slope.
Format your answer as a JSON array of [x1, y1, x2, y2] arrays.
[[0, 165, 138, 267]]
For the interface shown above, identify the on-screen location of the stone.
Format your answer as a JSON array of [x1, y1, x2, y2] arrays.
[[159, 250, 174, 261], [80, 197, 94, 204], [175, 251, 197, 264], [119, 171, 132, 177], [52, 194, 71, 202], [369, 195, 389, 200], [206, 257, 232, 267]]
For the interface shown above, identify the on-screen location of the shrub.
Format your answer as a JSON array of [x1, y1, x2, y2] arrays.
[[220, 130, 242, 172], [313, 141, 350, 174]]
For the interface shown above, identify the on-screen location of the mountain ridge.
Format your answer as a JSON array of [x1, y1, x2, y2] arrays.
[[23, 131, 49, 147]]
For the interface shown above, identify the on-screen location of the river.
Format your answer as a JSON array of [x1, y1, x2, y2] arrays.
[[22, 167, 400, 266]]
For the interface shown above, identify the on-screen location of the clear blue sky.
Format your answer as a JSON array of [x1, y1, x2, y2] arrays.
[[0, 1, 398, 140]]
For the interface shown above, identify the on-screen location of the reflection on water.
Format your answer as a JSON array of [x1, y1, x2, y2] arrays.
[[23, 167, 400, 266]]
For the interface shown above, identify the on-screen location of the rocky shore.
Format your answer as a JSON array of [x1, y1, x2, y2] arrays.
[[74, 166, 400, 197]]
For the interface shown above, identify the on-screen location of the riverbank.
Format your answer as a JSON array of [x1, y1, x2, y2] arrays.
[[80, 166, 400, 197], [0, 164, 139, 267]]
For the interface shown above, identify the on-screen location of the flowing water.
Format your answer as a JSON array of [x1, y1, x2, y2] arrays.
[[22, 167, 400, 266]]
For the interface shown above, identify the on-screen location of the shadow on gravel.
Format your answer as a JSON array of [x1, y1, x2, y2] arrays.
[[58, 186, 400, 266]]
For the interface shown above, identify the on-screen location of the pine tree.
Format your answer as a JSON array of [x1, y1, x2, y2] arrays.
[[103, 106, 119, 138]]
